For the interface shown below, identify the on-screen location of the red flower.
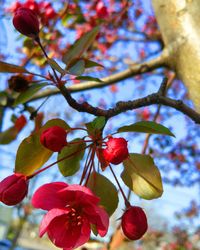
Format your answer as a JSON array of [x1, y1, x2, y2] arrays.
[[32, 182, 109, 249], [40, 126, 67, 152], [102, 137, 129, 165], [0, 173, 29, 206], [13, 7, 40, 38], [121, 206, 148, 240]]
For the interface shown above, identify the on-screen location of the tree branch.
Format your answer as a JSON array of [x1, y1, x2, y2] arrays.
[[58, 77, 200, 124], [30, 51, 168, 101]]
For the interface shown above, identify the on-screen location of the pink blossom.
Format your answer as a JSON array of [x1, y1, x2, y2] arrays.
[[32, 182, 109, 249]]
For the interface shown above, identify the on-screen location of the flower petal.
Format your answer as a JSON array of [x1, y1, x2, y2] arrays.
[[39, 208, 70, 237], [47, 214, 90, 249], [84, 205, 109, 237], [32, 182, 68, 211], [73, 216, 91, 249], [58, 184, 100, 206]]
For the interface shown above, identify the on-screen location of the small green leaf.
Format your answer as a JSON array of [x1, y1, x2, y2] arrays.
[[88, 172, 119, 216], [14, 83, 48, 106], [0, 127, 18, 144], [85, 116, 106, 136], [58, 139, 86, 176], [75, 76, 103, 82], [15, 119, 70, 175], [62, 26, 100, 67], [121, 153, 163, 200], [84, 59, 104, 68], [118, 121, 175, 137], [0, 61, 29, 73], [47, 58, 66, 75], [67, 59, 85, 76], [0, 92, 8, 106]]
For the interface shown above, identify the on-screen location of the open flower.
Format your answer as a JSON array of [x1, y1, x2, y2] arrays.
[[32, 182, 109, 250]]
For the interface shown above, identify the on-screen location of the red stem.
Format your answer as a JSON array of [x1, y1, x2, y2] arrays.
[[109, 165, 130, 208], [79, 146, 93, 185], [84, 146, 96, 187], [28, 143, 91, 179]]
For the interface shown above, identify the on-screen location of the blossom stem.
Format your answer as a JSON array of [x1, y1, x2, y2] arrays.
[[28, 143, 91, 179], [84, 147, 96, 187], [109, 165, 130, 207], [68, 140, 93, 145], [35, 37, 60, 85], [79, 146, 93, 185]]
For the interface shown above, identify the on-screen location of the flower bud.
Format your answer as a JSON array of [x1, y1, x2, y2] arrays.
[[102, 137, 129, 165], [0, 173, 29, 206], [13, 7, 39, 38], [121, 206, 148, 240], [8, 75, 29, 92], [40, 126, 67, 152]]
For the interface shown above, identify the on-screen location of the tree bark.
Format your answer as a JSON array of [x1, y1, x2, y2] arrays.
[[152, 0, 200, 111]]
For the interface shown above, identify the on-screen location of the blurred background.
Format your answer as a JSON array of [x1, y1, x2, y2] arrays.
[[0, 0, 200, 249]]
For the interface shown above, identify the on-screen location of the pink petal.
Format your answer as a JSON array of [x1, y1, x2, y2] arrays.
[[39, 208, 70, 237], [84, 205, 109, 237], [32, 182, 68, 210], [73, 217, 91, 249], [47, 214, 90, 249], [58, 184, 100, 206]]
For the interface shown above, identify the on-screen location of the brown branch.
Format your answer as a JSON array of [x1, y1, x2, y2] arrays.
[[58, 77, 200, 124]]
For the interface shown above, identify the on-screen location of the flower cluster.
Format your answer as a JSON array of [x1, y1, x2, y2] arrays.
[[0, 119, 149, 249]]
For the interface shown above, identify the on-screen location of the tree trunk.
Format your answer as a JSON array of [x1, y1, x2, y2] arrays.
[[152, 0, 200, 111]]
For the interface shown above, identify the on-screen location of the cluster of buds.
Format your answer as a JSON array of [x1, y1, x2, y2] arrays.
[[0, 123, 148, 249]]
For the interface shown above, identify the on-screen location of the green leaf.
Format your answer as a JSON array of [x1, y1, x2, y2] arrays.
[[62, 26, 100, 67], [0, 61, 29, 73], [47, 58, 66, 75], [88, 172, 119, 216], [117, 121, 175, 137], [67, 59, 85, 76], [0, 127, 18, 144], [85, 116, 106, 136], [0, 92, 8, 106], [15, 119, 70, 175], [75, 76, 103, 82], [121, 153, 163, 200], [58, 139, 86, 176], [84, 59, 104, 68], [14, 83, 48, 106]]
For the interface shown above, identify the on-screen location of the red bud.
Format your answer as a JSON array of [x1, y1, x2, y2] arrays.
[[102, 137, 129, 165], [0, 173, 29, 206], [13, 7, 39, 38], [40, 126, 67, 152], [121, 206, 148, 240]]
